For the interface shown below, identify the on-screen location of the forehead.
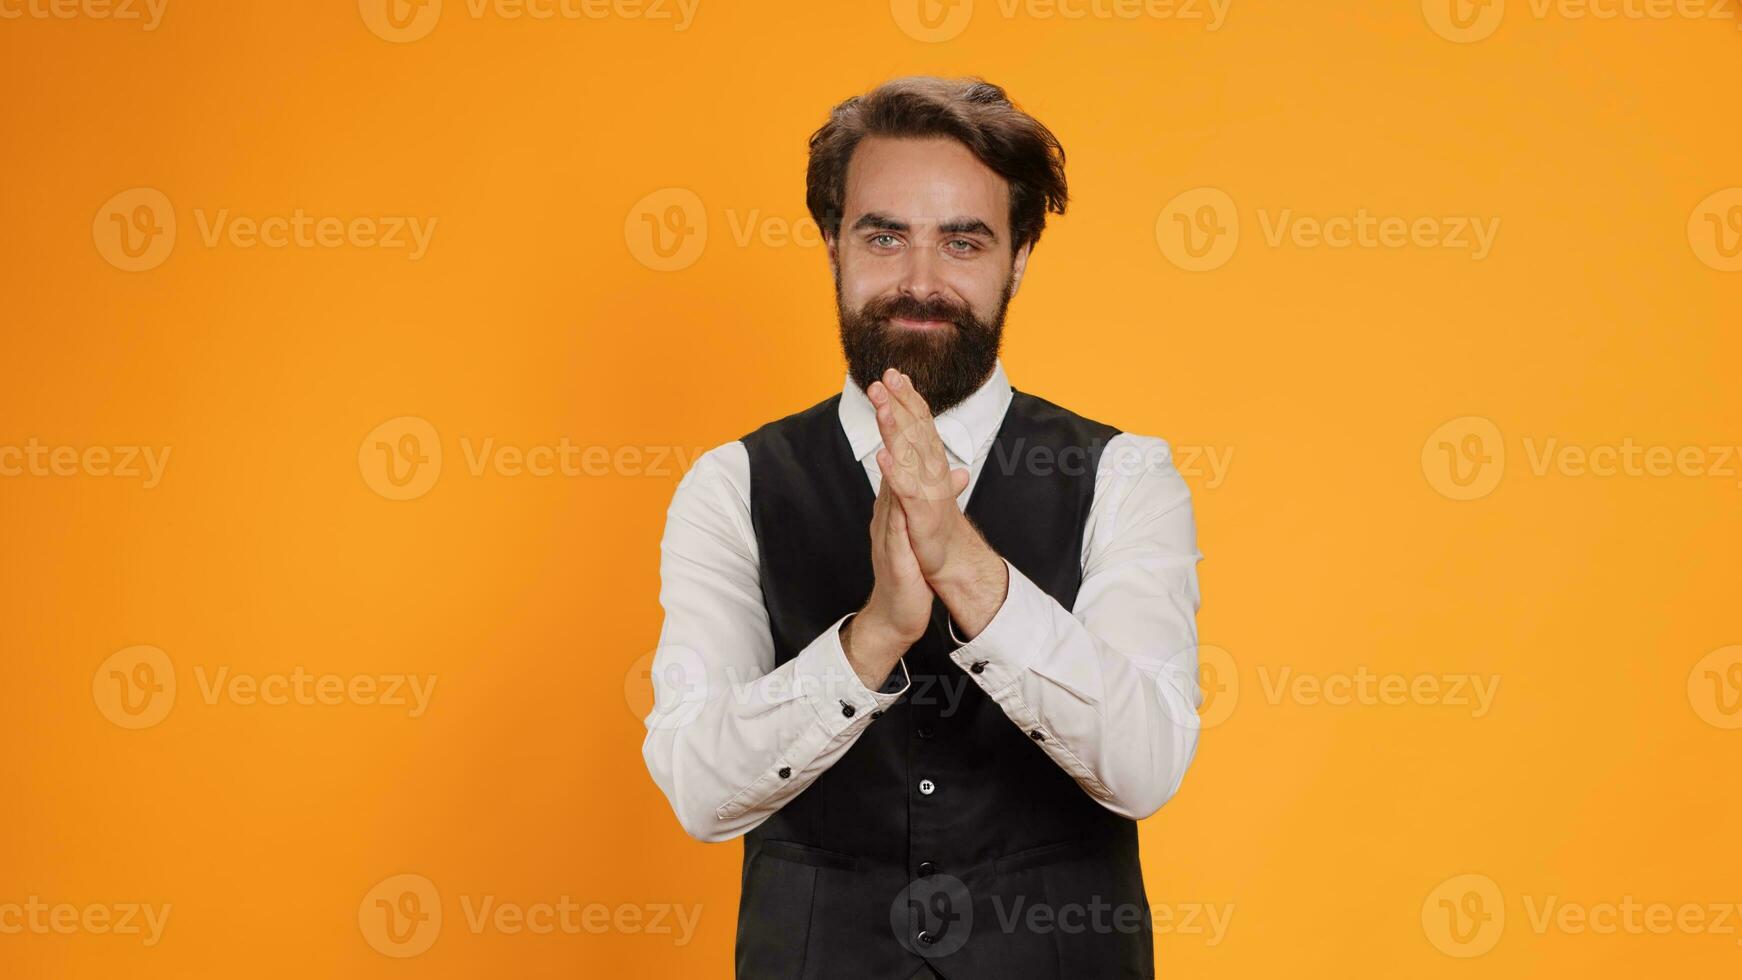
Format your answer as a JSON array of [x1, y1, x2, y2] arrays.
[[842, 136, 1009, 231]]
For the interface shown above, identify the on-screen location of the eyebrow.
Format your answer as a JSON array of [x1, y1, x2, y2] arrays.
[[850, 212, 999, 241]]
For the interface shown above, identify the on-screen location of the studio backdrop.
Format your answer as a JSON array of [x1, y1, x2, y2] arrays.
[[1, 2, 1738, 978]]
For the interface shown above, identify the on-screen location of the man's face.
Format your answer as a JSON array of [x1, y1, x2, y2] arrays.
[[830, 135, 1031, 416]]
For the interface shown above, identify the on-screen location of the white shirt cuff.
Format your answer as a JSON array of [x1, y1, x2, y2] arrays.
[[792, 611, 911, 735], [946, 557, 1104, 705]]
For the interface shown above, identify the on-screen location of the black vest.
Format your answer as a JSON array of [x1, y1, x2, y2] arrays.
[[734, 386, 1155, 979]]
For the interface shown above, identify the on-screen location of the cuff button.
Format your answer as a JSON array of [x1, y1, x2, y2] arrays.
[[778, 766, 792, 778], [970, 661, 987, 675], [840, 700, 857, 718]]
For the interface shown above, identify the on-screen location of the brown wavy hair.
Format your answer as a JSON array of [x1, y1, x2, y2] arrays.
[[806, 75, 1069, 257]]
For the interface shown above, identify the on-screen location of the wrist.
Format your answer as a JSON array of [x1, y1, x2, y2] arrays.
[[927, 544, 1008, 642], [848, 607, 909, 650], [928, 534, 998, 595], [843, 609, 910, 685]]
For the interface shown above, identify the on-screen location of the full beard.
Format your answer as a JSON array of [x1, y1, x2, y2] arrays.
[[835, 270, 1012, 417]]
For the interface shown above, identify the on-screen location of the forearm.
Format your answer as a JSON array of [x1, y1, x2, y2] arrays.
[[644, 443, 912, 842], [947, 557, 1202, 819], [643, 611, 910, 842], [840, 609, 913, 691], [927, 518, 1008, 639]]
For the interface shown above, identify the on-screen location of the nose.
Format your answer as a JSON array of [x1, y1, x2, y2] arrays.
[[897, 243, 945, 305]]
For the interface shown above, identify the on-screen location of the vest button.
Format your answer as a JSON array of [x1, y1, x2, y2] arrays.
[[918, 778, 936, 796], [916, 726, 934, 740], [840, 701, 856, 718], [917, 861, 936, 877], [918, 930, 937, 945], [970, 660, 987, 675], [778, 766, 792, 778]]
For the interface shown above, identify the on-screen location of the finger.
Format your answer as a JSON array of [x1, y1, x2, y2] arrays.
[[886, 482, 917, 558], [892, 372, 953, 486], [875, 443, 908, 495], [877, 374, 949, 493], [867, 382, 909, 481], [885, 375, 930, 458], [949, 467, 970, 497], [877, 446, 917, 500], [872, 379, 922, 471], [891, 369, 933, 419]]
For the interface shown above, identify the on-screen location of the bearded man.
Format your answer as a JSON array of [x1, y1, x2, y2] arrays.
[[642, 75, 1204, 980]]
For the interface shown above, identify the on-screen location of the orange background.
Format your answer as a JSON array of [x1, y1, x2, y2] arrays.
[[2, 1, 1740, 977]]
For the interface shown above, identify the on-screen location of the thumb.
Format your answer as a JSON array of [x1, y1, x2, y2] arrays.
[[949, 467, 970, 497]]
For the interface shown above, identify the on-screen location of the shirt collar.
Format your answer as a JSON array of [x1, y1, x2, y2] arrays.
[[838, 357, 1012, 465]]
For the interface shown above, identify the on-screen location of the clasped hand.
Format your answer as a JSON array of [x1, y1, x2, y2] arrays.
[[841, 368, 1007, 689]]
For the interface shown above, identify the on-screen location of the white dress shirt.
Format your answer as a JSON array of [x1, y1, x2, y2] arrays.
[[641, 358, 1203, 842]]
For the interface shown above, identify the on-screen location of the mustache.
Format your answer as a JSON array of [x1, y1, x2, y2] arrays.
[[862, 295, 971, 326]]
